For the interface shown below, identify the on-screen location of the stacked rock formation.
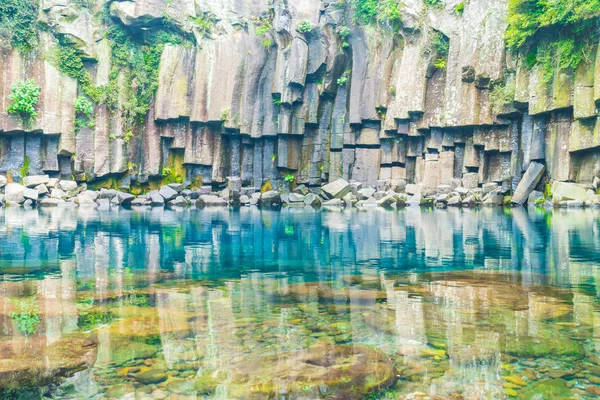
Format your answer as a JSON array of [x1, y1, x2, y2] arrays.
[[0, 0, 599, 205]]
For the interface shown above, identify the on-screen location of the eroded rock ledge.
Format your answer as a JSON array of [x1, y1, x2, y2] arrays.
[[1, 0, 600, 203]]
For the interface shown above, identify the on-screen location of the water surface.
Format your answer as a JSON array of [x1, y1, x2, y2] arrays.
[[1, 207, 600, 399]]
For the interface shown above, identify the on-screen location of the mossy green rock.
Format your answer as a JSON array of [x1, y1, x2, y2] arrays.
[[109, 340, 157, 365], [518, 379, 571, 400], [503, 335, 584, 359], [135, 369, 167, 384]]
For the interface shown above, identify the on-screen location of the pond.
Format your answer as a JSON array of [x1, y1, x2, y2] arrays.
[[1, 206, 600, 399]]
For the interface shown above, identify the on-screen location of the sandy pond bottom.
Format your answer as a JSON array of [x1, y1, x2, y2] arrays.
[[1, 206, 600, 399]]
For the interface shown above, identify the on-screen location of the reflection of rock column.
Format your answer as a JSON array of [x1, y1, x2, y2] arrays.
[[41, 271, 77, 343], [381, 274, 426, 345], [146, 233, 160, 283], [60, 259, 78, 332], [204, 288, 240, 369], [94, 234, 110, 300], [156, 289, 195, 369]]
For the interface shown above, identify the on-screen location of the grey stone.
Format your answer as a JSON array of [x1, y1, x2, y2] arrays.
[[240, 195, 250, 205], [462, 173, 479, 189], [323, 199, 345, 207], [59, 180, 78, 192], [377, 194, 398, 207], [512, 162, 545, 205], [75, 194, 96, 206], [249, 193, 261, 205], [482, 182, 499, 194], [197, 195, 228, 207], [199, 186, 212, 195], [293, 185, 310, 196], [116, 192, 135, 205], [148, 191, 165, 206], [436, 185, 452, 194], [39, 198, 66, 207], [51, 189, 67, 200], [22, 188, 39, 201], [5, 183, 25, 204], [159, 185, 179, 201], [0, 175, 6, 188], [405, 184, 422, 195], [408, 193, 422, 206], [35, 184, 49, 195], [552, 181, 588, 203], [527, 190, 544, 205], [287, 193, 305, 203], [167, 183, 184, 192], [47, 178, 59, 189], [260, 191, 282, 206], [373, 191, 387, 200], [97, 198, 111, 210], [132, 197, 150, 206], [23, 175, 50, 188], [227, 176, 242, 192], [455, 187, 470, 195], [447, 195, 461, 206], [593, 176, 600, 191], [321, 179, 351, 199], [98, 188, 118, 199], [81, 190, 99, 201], [168, 196, 188, 207], [304, 193, 321, 207], [357, 188, 376, 200]]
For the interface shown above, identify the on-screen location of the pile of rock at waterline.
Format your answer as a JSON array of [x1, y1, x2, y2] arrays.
[[1, 174, 599, 210]]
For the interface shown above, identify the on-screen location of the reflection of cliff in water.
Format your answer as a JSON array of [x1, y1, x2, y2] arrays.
[[1, 207, 600, 283]]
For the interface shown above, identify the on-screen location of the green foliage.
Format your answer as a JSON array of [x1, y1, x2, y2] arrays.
[[78, 307, 115, 330], [505, 0, 598, 78], [284, 174, 294, 183], [503, 195, 513, 205], [9, 296, 41, 336], [433, 32, 449, 57], [337, 70, 351, 86], [535, 196, 545, 206], [8, 80, 41, 122], [338, 26, 351, 39], [352, 0, 402, 26], [255, 23, 272, 36], [454, 2, 465, 14], [74, 96, 95, 132], [162, 167, 173, 177], [424, 0, 445, 8], [261, 38, 272, 49], [297, 19, 313, 33], [220, 108, 230, 121], [389, 85, 396, 96], [105, 22, 184, 134], [189, 13, 216, 38], [19, 155, 30, 180], [54, 44, 103, 103], [273, 96, 282, 106], [434, 58, 446, 69], [490, 81, 515, 113], [0, 0, 39, 52]]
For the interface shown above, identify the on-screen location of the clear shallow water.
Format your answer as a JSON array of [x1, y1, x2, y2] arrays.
[[1, 206, 600, 399]]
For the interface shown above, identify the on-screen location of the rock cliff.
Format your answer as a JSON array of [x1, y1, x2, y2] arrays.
[[1, 0, 599, 196]]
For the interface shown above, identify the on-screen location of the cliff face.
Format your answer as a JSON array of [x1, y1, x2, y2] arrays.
[[0, 0, 599, 192]]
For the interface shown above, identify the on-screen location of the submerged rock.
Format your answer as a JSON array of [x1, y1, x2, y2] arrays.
[[0, 336, 97, 389], [226, 345, 396, 399]]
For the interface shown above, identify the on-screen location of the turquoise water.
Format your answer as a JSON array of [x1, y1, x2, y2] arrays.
[[1, 207, 600, 399]]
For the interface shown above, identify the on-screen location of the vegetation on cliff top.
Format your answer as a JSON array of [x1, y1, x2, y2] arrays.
[[506, 0, 599, 82], [352, 0, 402, 27], [0, 0, 39, 53]]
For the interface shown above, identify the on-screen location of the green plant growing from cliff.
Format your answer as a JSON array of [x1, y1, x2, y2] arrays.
[[74, 96, 95, 132], [19, 155, 30, 180], [261, 38, 273, 49], [433, 32, 449, 57], [352, 0, 402, 27], [189, 12, 216, 38], [8, 80, 41, 123], [297, 20, 313, 33], [54, 44, 103, 103], [424, 0, 444, 8], [9, 296, 41, 336], [490, 81, 516, 113], [337, 70, 351, 86], [0, 0, 39, 52], [454, 2, 465, 15], [505, 0, 598, 81], [284, 174, 295, 183], [104, 22, 186, 134], [434, 58, 446, 69], [162, 167, 173, 177]]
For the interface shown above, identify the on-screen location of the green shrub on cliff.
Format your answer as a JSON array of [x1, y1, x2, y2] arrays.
[[490, 81, 516, 113], [506, 0, 599, 80], [352, 0, 402, 26], [8, 80, 41, 122], [0, 0, 39, 52], [297, 20, 313, 33]]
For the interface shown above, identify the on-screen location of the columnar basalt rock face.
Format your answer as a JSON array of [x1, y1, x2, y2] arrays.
[[0, 0, 599, 195]]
